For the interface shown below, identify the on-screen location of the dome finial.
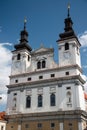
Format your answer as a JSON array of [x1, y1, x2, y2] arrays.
[[24, 17, 27, 30], [67, 3, 70, 18]]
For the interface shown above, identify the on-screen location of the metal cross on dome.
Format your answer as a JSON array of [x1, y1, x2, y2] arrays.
[[24, 17, 27, 30]]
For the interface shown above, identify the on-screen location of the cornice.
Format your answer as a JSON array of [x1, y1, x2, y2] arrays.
[[5, 110, 87, 122], [9, 64, 82, 78], [7, 74, 85, 89]]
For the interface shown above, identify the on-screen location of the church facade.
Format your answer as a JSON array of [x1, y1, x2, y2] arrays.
[[5, 7, 87, 130]]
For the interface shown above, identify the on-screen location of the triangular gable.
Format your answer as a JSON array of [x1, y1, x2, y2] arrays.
[[32, 47, 54, 54]]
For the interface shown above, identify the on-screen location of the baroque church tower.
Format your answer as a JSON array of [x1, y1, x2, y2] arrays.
[[6, 6, 87, 130], [11, 19, 32, 75]]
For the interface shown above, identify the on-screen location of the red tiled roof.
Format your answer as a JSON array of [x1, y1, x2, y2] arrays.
[[0, 111, 5, 120]]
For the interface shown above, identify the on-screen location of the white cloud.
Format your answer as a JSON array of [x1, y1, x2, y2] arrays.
[[0, 43, 12, 111], [0, 42, 12, 46], [82, 65, 87, 69], [0, 93, 7, 104], [78, 31, 87, 47], [82, 48, 87, 52]]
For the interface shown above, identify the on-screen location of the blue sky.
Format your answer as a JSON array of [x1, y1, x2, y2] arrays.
[[0, 0, 87, 111]]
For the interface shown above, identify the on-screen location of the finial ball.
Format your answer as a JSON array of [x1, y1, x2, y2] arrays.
[[24, 17, 27, 23], [68, 3, 70, 9]]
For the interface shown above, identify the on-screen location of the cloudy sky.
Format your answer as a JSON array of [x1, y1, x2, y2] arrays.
[[0, 0, 87, 111]]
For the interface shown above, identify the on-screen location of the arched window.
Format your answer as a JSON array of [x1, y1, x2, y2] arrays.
[[50, 93, 55, 106], [42, 60, 46, 68], [67, 91, 71, 103], [38, 95, 42, 107], [65, 43, 69, 50], [26, 96, 31, 108], [37, 61, 41, 69], [17, 53, 21, 60]]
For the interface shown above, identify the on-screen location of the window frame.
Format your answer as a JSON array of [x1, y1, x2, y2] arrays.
[[65, 42, 69, 50], [37, 61, 41, 69], [37, 60, 46, 69], [26, 96, 31, 108], [38, 95, 43, 107], [50, 93, 56, 106], [37, 123, 42, 128], [51, 123, 55, 128], [17, 53, 21, 60], [42, 60, 46, 68]]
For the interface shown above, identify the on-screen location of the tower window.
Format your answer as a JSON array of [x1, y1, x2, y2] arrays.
[[38, 95, 43, 107], [15, 79, 18, 83], [28, 55, 30, 61], [26, 96, 31, 108], [65, 43, 69, 50], [50, 93, 56, 106], [13, 93, 17, 96], [17, 53, 21, 60]]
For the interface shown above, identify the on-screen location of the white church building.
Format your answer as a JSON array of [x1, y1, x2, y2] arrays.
[[5, 6, 87, 130]]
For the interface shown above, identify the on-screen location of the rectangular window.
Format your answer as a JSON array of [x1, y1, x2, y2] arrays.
[[39, 76, 43, 79], [15, 79, 18, 83], [69, 123, 72, 126], [13, 93, 17, 96], [65, 71, 69, 75], [51, 74, 55, 77], [37, 123, 42, 128], [1, 126, 4, 130], [27, 77, 31, 81], [11, 126, 13, 128], [51, 123, 55, 128], [66, 87, 71, 90], [25, 124, 29, 128]]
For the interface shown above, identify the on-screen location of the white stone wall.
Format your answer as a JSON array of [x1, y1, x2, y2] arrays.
[[7, 44, 85, 115], [10, 67, 81, 85], [0, 121, 6, 130], [11, 49, 31, 75], [58, 39, 81, 67], [6, 79, 85, 114], [78, 122, 83, 130]]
